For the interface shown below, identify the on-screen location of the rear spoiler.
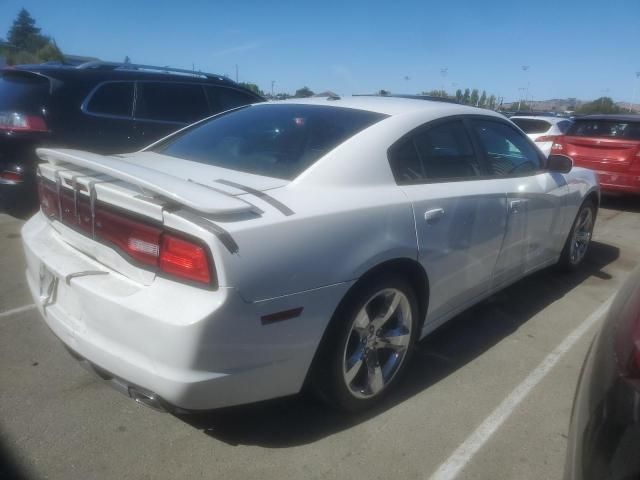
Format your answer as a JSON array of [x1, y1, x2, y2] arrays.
[[36, 148, 259, 216]]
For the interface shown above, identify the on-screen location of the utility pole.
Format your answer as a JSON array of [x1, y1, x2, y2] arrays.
[[630, 72, 640, 112], [522, 65, 530, 111], [235, 64, 238, 83], [271, 80, 275, 97]]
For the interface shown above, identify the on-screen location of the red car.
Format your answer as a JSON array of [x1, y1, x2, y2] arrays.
[[551, 115, 640, 194]]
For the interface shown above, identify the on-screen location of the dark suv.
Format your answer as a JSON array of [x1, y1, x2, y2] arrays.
[[0, 61, 264, 211]]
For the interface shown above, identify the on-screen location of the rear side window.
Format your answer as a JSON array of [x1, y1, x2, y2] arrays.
[[472, 120, 541, 176], [390, 121, 481, 184], [510, 118, 551, 134], [135, 83, 209, 123], [567, 120, 640, 140], [153, 104, 387, 179], [85, 82, 134, 117], [0, 72, 49, 113], [206, 86, 258, 113]]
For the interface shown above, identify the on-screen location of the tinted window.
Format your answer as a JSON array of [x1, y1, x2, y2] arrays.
[[567, 119, 640, 140], [136, 83, 208, 123], [557, 120, 572, 133], [153, 104, 386, 179], [206, 86, 258, 113], [86, 82, 134, 117], [510, 118, 551, 134], [0, 72, 49, 113], [472, 120, 541, 176], [390, 121, 481, 183]]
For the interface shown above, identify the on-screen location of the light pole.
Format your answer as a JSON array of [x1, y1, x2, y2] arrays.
[[522, 65, 530, 110], [630, 72, 640, 112], [440, 67, 448, 96], [271, 80, 275, 98]]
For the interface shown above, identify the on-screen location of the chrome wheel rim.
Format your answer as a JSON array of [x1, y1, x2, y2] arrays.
[[342, 288, 412, 399], [570, 207, 593, 265]]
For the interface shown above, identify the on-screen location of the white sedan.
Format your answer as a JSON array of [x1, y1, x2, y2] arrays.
[[23, 97, 599, 412], [510, 115, 573, 156]]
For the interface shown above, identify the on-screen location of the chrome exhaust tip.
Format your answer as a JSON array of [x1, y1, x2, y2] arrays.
[[128, 387, 168, 413]]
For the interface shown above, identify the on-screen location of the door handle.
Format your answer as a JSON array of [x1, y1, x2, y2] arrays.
[[509, 199, 527, 214], [424, 208, 445, 224]]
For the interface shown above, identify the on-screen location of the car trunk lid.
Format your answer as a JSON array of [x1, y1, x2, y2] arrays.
[[563, 136, 640, 172]]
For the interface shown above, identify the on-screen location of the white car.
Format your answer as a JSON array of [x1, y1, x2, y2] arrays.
[[510, 115, 573, 156], [23, 97, 599, 412]]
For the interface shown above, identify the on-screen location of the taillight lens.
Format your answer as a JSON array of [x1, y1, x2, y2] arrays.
[[37, 177, 214, 286], [159, 234, 211, 284], [0, 111, 48, 132], [535, 135, 557, 143], [95, 206, 162, 267], [1, 170, 24, 182]]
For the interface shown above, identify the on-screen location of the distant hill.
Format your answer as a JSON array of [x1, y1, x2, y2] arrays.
[[502, 98, 640, 113]]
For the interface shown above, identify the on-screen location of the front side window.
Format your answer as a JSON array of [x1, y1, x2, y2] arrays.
[[86, 82, 134, 117], [135, 82, 208, 123], [472, 120, 541, 176], [390, 120, 482, 184], [152, 104, 387, 179]]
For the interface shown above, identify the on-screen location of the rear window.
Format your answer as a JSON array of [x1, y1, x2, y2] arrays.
[[152, 104, 387, 179], [567, 120, 640, 140], [0, 72, 49, 113], [135, 82, 209, 123], [510, 118, 552, 134]]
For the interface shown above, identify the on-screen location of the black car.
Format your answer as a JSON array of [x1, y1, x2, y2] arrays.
[[564, 266, 640, 480], [0, 61, 264, 211]]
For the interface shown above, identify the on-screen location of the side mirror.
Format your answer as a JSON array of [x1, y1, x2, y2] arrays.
[[547, 154, 573, 174]]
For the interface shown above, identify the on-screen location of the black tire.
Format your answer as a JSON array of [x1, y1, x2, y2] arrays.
[[311, 274, 419, 412], [557, 200, 596, 272]]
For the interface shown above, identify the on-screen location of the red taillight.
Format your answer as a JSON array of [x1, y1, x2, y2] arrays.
[[535, 135, 557, 143], [94, 206, 162, 267], [551, 139, 564, 152], [37, 177, 214, 286], [159, 234, 211, 284], [0, 111, 48, 132], [1, 170, 24, 182]]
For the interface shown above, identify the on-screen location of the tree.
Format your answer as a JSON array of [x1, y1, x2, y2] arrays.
[[378, 89, 390, 96], [36, 40, 63, 63], [124, 55, 131, 64], [294, 86, 314, 98], [479, 90, 487, 107], [462, 88, 471, 105], [423, 89, 446, 98], [470, 89, 479, 106], [576, 97, 624, 115], [455, 89, 463, 103], [239, 82, 264, 96], [8, 8, 41, 51], [488, 94, 497, 109]]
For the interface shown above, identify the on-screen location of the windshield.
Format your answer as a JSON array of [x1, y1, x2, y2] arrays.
[[567, 119, 640, 139], [152, 104, 387, 179]]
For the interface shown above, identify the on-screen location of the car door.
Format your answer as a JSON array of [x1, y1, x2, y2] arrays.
[[134, 82, 210, 146], [469, 118, 569, 287], [390, 118, 508, 325]]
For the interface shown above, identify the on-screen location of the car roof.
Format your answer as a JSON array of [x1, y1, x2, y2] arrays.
[[268, 95, 506, 118], [574, 114, 640, 122], [5, 62, 262, 97]]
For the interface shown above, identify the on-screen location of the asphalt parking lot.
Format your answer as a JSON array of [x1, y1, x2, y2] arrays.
[[1, 196, 640, 480]]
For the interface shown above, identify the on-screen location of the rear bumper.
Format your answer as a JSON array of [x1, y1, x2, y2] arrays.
[[23, 212, 350, 410], [593, 170, 640, 194]]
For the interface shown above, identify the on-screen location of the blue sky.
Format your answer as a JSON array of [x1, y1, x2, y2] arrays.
[[2, 0, 639, 102]]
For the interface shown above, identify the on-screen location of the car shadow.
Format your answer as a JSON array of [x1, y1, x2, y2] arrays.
[[600, 194, 640, 214], [177, 240, 620, 447]]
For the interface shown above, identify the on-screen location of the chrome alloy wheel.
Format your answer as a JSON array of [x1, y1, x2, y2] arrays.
[[342, 288, 413, 399], [570, 207, 594, 265]]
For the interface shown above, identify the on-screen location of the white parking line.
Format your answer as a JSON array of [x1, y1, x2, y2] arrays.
[[0, 304, 37, 318], [428, 294, 615, 480]]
